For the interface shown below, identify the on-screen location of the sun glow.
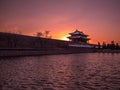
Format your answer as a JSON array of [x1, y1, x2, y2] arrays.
[[61, 36, 69, 41]]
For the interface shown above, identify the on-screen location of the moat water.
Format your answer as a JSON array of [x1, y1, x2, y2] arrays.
[[0, 53, 120, 90]]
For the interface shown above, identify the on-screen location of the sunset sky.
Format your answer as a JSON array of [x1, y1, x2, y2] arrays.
[[0, 0, 120, 44]]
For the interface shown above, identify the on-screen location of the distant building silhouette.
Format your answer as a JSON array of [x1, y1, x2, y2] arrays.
[[67, 29, 94, 48], [67, 29, 90, 43]]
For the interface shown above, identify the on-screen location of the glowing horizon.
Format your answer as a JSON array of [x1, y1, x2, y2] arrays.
[[0, 0, 120, 44]]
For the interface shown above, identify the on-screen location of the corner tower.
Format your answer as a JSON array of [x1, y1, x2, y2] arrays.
[[67, 29, 90, 43]]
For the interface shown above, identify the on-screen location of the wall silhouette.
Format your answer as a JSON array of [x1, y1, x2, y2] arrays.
[[0, 32, 68, 49]]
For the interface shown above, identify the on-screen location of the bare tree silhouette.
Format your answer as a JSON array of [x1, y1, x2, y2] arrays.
[[44, 30, 50, 38], [36, 32, 43, 37]]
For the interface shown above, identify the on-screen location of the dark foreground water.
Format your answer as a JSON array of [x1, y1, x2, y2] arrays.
[[0, 53, 120, 90]]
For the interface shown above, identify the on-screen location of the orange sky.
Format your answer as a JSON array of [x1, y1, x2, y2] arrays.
[[0, 0, 120, 44]]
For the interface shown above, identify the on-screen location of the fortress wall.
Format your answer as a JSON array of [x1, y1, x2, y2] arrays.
[[0, 32, 68, 49]]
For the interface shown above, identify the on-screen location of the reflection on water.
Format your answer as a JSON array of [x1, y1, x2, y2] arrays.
[[0, 53, 120, 90]]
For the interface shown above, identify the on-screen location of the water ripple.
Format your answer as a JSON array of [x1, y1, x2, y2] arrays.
[[0, 53, 120, 90]]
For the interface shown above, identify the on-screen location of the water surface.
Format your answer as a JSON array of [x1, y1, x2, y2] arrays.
[[0, 53, 120, 90]]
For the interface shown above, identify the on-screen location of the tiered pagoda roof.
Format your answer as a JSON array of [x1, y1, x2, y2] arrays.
[[67, 29, 90, 43], [69, 30, 88, 36]]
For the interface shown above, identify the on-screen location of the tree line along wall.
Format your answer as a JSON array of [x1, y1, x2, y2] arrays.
[[0, 32, 69, 49]]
